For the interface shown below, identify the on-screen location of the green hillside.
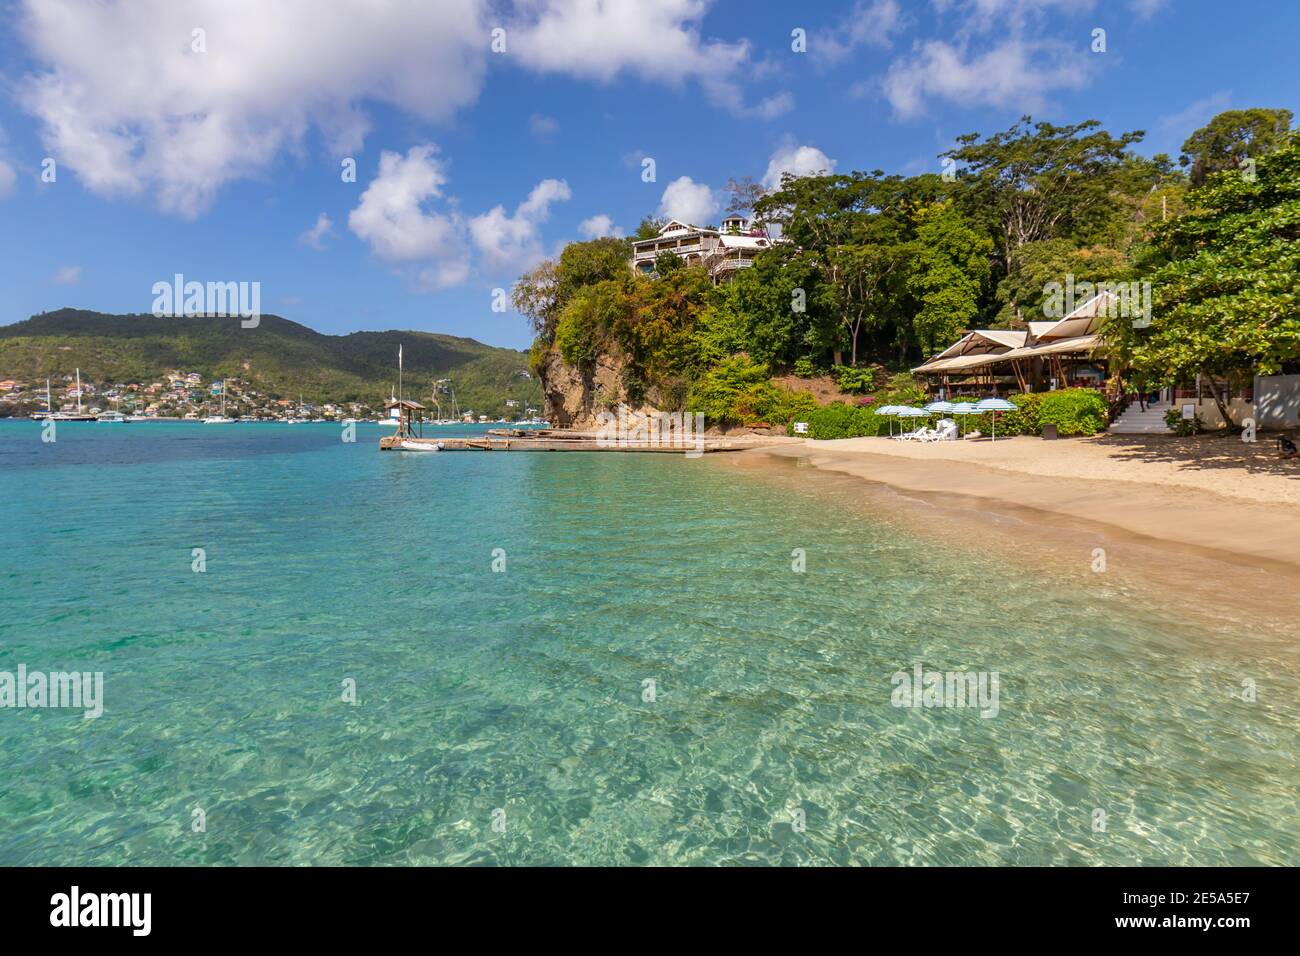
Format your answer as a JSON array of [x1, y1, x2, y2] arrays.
[[0, 309, 540, 416]]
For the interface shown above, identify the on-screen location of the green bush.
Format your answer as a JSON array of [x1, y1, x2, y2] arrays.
[[963, 392, 1045, 437], [528, 338, 550, 378], [765, 389, 820, 426], [792, 356, 819, 378], [554, 305, 599, 369], [687, 355, 777, 426], [880, 371, 927, 407], [1164, 406, 1204, 436], [789, 401, 890, 439], [1038, 388, 1108, 436], [832, 364, 878, 394]]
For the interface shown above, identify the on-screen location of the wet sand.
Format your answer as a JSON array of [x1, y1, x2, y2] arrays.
[[740, 434, 1300, 580]]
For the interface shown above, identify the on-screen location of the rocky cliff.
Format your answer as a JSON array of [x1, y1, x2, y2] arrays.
[[537, 345, 663, 429]]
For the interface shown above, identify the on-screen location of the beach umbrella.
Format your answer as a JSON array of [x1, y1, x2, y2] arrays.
[[925, 401, 954, 414], [874, 404, 901, 436], [947, 402, 980, 437], [973, 397, 1017, 442], [895, 406, 931, 437]]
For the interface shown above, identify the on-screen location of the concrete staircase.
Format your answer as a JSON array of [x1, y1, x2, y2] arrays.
[[1108, 399, 1173, 434]]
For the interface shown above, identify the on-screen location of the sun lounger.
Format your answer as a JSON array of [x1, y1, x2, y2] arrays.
[[896, 426, 932, 441], [926, 419, 958, 442]]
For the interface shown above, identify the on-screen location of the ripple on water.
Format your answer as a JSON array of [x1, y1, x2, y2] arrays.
[[0, 421, 1297, 865]]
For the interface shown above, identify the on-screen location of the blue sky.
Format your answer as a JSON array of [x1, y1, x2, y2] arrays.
[[0, 0, 1296, 350]]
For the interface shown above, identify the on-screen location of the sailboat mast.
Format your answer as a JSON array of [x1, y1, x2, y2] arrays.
[[76, 368, 82, 414]]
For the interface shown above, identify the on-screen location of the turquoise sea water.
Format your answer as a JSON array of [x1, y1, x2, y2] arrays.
[[1, 419, 1297, 865]]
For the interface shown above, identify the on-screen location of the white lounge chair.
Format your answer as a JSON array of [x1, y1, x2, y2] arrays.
[[924, 419, 958, 442], [896, 426, 933, 441]]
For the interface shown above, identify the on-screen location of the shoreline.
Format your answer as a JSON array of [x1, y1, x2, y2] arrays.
[[746, 434, 1300, 579]]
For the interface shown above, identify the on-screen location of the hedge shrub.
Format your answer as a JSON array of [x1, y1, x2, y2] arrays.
[[787, 389, 1107, 440], [1038, 388, 1108, 436]]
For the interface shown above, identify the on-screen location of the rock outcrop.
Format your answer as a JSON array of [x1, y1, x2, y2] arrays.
[[538, 346, 662, 429]]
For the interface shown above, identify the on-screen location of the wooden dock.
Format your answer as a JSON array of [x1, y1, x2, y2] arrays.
[[379, 427, 762, 453]]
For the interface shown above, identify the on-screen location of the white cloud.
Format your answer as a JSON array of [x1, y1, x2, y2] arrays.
[[13, 1, 792, 217], [52, 265, 81, 285], [15, 0, 489, 218], [932, 0, 1095, 35], [1128, 0, 1168, 18], [882, 37, 1092, 118], [761, 143, 837, 190], [298, 213, 335, 250], [0, 124, 15, 198], [1160, 92, 1231, 137], [658, 176, 718, 225], [578, 214, 623, 239], [528, 113, 559, 138], [506, 0, 791, 119], [814, 0, 905, 64], [348, 145, 572, 287], [348, 145, 468, 289], [468, 178, 572, 274]]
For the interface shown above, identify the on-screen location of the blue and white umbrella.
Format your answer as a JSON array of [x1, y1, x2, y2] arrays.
[[895, 406, 932, 437], [974, 397, 1017, 441], [946, 402, 980, 437], [874, 404, 901, 436], [925, 401, 954, 413]]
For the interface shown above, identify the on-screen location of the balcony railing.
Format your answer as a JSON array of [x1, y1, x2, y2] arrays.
[[634, 242, 704, 259]]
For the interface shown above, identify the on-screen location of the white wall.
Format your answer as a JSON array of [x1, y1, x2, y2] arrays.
[[1254, 374, 1300, 428]]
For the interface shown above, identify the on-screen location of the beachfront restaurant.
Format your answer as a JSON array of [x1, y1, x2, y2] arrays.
[[912, 293, 1111, 398]]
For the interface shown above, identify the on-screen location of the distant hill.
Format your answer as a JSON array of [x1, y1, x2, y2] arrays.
[[0, 309, 540, 416]]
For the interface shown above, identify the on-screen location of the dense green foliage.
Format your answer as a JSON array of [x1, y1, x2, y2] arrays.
[[1179, 108, 1294, 185], [831, 364, 879, 394], [1037, 389, 1109, 436], [1109, 131, 1300, 426], [684, 355, 818, 427], [516, 107, 1296, 431], [0, 309, 540, 416]]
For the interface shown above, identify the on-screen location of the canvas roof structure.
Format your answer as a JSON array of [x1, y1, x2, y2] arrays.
[[912, 293, 1117, 374]]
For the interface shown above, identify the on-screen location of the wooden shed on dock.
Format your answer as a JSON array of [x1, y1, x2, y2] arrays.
[[384, 398, 424, 439]]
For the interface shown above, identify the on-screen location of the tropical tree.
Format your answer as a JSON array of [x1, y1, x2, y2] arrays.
[[1179, 108, 1294, 185], [826, 244, 899, 366], [903, 201, 992, 356], [943, 117, 1145, 319], [1116, 132, 1300, 426]]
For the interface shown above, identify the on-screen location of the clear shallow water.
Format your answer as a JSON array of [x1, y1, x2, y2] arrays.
[[0, 420, 1297, 866]]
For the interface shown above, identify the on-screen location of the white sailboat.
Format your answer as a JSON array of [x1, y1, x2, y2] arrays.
[[33, 378, 53, 420], [203, 381, 236, 423], [52, 368, 96, 420], [377, 383, 401, 427], [377, 410, 401, 428]]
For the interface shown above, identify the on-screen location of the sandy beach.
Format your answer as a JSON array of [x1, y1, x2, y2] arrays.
[[749, 433, 1300, 576]]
